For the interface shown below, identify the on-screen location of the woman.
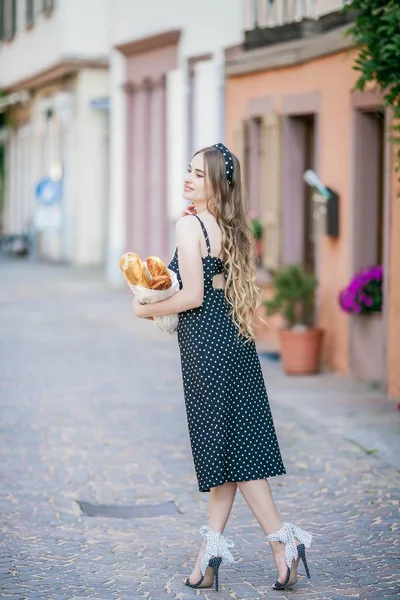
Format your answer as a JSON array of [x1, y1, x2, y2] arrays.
[[133, 144, 312, 592]]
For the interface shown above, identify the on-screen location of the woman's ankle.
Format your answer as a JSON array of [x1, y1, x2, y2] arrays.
[[269, 540, 284, 555]]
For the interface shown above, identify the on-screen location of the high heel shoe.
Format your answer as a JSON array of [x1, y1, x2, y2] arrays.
[[266, 522, 312, 590], [184, 525, 234, 591]]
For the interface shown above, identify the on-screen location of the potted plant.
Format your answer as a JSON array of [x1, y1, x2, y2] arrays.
[[250, 216, 263, 260], [264, 264, 324, 375], [338, 265, 383, 315]]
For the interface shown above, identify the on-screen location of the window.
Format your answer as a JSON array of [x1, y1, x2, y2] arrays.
[[0, 0, 17, 42], [26, 0, 34, 27], [43, 0, 54, 13]]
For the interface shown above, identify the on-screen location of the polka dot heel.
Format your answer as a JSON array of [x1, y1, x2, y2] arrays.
[[184, 526, 234, 592], [184, 556, 223, 591], [266, 522, 312, 590]]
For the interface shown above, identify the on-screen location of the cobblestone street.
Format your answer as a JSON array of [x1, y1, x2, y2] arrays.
[[0, 261, 399, 600]]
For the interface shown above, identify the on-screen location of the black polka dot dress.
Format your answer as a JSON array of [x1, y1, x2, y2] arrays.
[[168, 215, 286, 492]]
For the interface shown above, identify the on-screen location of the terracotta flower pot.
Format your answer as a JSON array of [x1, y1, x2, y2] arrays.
[[253, 239, 262, 259], [279, 328, 324, 375]]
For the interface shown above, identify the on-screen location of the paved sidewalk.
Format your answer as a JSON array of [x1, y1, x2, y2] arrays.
[[0, 261, 399, 600]]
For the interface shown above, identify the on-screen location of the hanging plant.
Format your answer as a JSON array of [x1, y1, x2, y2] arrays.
[[345, 1, 400, 171], [338, 265, 383, 315]]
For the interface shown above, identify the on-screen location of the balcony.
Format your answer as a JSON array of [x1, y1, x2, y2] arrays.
[[243, 0, 355, 50]]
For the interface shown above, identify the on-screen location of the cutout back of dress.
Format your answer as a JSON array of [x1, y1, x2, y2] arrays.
[[193, 215, 226, 291]]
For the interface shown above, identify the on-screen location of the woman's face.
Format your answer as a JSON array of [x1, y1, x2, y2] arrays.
[[183, 152, 209, 203]]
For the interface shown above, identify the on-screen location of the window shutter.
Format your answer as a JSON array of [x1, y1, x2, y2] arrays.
[[26, 0, 34, 27], [0, 1, 3, 41], [44, 0, 54, 13], [3, 0, 16, 41], [12, 0, 16, 36], [233, 119, 247, 184], [260, 112, 282, 271]]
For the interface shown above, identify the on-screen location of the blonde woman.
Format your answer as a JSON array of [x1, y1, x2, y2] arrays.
[[133, 144, 312, 592]]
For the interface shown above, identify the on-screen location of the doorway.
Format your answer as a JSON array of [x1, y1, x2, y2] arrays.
[[283, 113, 317, 275], [351, 108, 387, 386]]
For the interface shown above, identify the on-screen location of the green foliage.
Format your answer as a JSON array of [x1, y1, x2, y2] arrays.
[[264, 264, 318, 328], [345, 0, 400, 170], [250, 217, 263, 240]]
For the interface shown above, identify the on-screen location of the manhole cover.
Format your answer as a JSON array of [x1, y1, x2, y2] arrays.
[[76, 500, 180, 518]]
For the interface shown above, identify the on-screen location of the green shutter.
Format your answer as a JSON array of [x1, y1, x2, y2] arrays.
[[0, 1, 3, 42]]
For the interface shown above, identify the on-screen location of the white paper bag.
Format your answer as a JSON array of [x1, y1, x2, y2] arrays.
[[125, 269, 179, 334]]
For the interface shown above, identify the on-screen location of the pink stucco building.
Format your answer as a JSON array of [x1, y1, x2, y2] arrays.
[[225, 1, 400, 400]]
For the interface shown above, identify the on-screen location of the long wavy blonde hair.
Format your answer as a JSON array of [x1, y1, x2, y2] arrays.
[[195, 146, 261, 341]]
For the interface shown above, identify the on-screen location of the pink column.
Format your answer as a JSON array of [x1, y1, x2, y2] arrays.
[[122, 81, 136, 252], [159, 74, 169, 261], [143, 77, 153, 259], [131, 83, 147, 257], [123, 74, 174, 262], [136, 74, 169, 263], [148, 77, 162, 259]]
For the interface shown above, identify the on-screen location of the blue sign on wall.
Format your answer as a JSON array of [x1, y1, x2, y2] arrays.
[[90, 97, 110, 111], [35, 178, 63, 206]]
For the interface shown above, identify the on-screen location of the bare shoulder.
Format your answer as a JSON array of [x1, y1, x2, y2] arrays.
[[176, 215, 200, 235]]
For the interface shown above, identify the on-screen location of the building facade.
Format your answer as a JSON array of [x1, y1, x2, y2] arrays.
[[225, 0, 400, 399], [106, 0, 243, 283], [0, 0, 110, 265], [1, 0, 244, 272]]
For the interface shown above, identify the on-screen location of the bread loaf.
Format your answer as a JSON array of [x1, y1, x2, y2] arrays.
[[119, 253, 151, 288], [146, 256, 170, 278], [150, 275, 172, 291]]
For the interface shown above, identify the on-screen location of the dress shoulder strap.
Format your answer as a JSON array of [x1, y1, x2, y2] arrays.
[[193, 215, 211, 255]]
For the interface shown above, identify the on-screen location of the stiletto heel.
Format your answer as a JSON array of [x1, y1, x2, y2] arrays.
[[210, 556, 223, 591], [266, 522, 312, 590], [297, 543, 311, 579], [184, 526, 234, 591]]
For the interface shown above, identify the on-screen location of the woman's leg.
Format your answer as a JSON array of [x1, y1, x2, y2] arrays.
[[236, 479, 288, 583], [209, 481, 238, 532], [185, 482, 237, 584]]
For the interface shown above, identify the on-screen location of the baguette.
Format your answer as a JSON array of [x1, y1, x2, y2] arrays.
[[150, 275, 172, 291], [119, 253, 151, 288], [146, 256, 170, 279]]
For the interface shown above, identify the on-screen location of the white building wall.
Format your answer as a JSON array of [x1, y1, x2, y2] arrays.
[[193, 60, 221, 150], [0, 7, 62, 89], [0, 0, 110, 266], [0, 0, 108, 90], [2, 125, 30, 235], [30, 91, 69, 261], [110, 0, 242, 62], [58, 0, 109, 60], [73, 68, 109, 266], [55, 91, 76, 263], [166, 68, 187, 222], [1, 0, 242, 272], [106, 49, 126, 282]]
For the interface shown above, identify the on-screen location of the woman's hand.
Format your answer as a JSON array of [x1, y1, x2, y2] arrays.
[[132, 297, 153, 320], [181, 203, 196, 217]]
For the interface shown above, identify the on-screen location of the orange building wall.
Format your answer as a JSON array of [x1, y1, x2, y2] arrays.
[[388, 155, 400, 400], [225, 50, 361, 373]]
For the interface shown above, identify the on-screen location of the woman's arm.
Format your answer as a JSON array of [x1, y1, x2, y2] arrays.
[[133, 216, 204, 318]]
